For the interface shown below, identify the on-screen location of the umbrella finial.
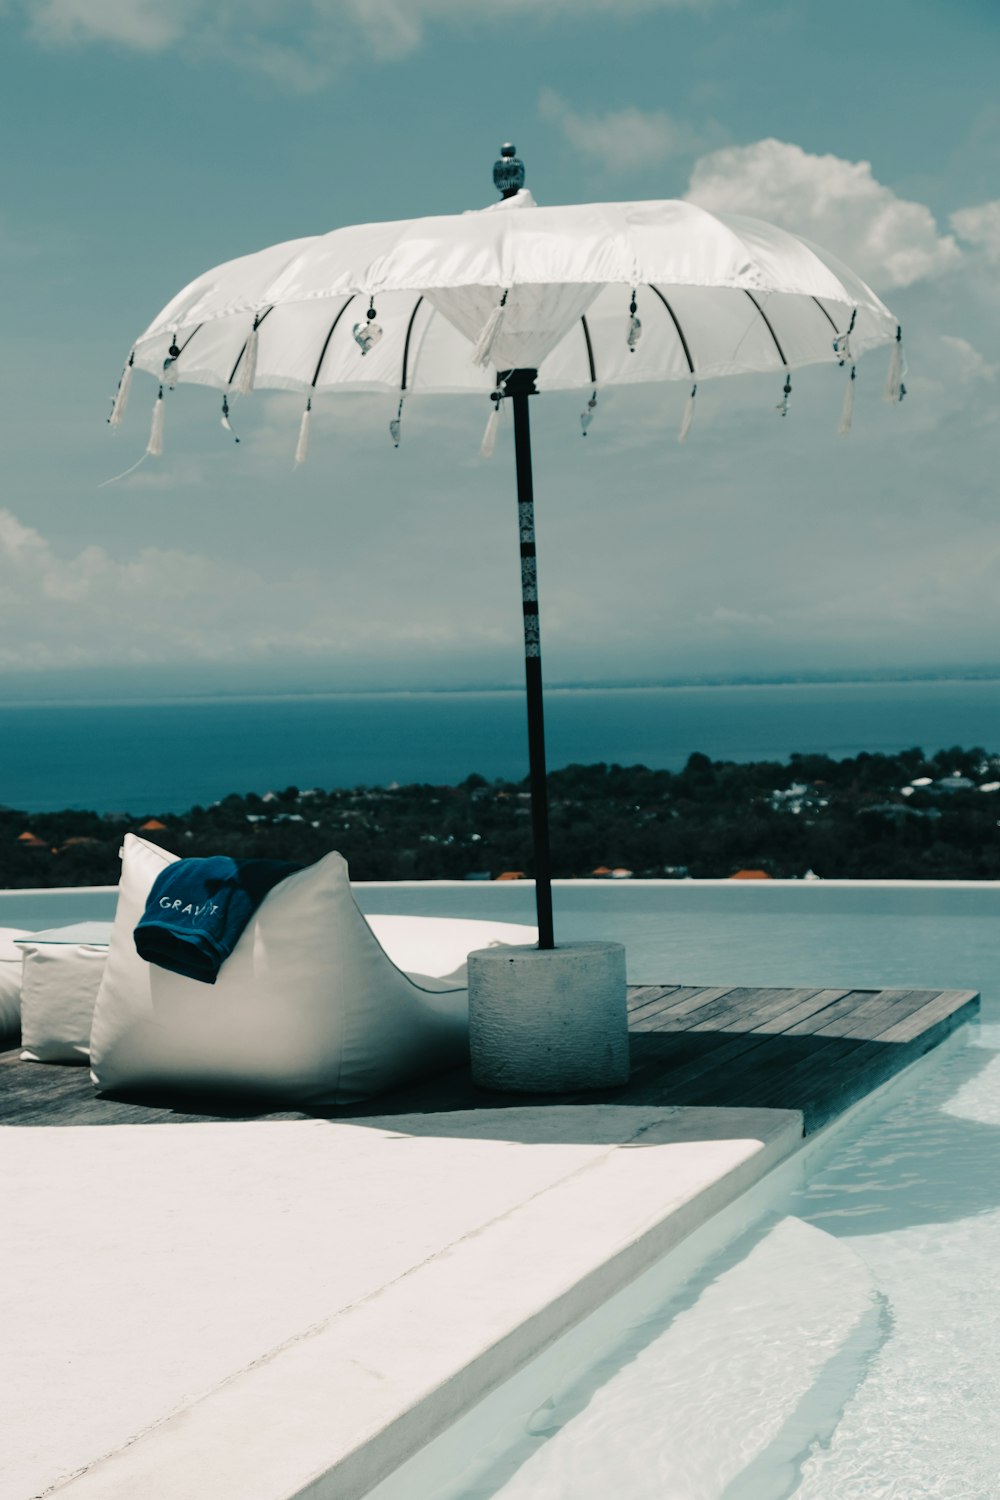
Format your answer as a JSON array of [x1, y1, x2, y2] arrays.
[[494, 142, 525, 199]]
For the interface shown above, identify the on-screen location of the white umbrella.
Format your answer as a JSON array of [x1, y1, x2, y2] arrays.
[[108, 145, 905, 948]]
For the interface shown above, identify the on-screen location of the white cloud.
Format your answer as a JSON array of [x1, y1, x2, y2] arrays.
[[939, 335, 999, 385], [539, 89, 707, 173], [686, 139, 961, 290], [338, 0, 424, 60], [15, 0, 719, 79], [0, 508, 264, 667], [26, 0, 188, 51], [0, 498, 515, 675], [951, 200, 1000, 263]]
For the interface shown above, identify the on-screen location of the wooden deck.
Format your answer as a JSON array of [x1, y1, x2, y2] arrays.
[[0, 983, 979, 1134]]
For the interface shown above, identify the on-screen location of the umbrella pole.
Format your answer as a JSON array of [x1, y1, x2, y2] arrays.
[[506, 368, 555, 949]]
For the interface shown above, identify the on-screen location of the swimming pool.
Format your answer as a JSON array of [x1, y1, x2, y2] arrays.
[[357, 1018, 997, 1500], [4, 880, 997, 1496], [368, 883, 1000, 1499]]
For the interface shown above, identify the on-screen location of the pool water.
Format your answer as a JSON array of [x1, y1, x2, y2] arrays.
[[784, 1019, 1000, 1498]]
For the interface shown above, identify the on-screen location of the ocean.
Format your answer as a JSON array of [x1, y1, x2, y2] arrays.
[[3, 679, 1000, 815]]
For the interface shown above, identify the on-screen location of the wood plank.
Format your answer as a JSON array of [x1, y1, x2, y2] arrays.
[[873, 989, 980, 1044], [628, 986, 737, 1030], [802, 989, 942, 1040], [781, 987, 896, 1037], [640, 987, 849, 1042], [672, 1036, 840, 1112], [626, 984, 681, 1013], [626, 1030, 774, 1097], [686, 988, 823, 1034], [636, 986, 784, 1034], [626, 985, 739, 1027], [627, 985, 713, 1023], [749, 988, 854, 1033], [724, 1033, 873, 1099]]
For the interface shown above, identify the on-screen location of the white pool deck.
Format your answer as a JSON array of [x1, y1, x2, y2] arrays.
[[4, 1104, 803, 1500]]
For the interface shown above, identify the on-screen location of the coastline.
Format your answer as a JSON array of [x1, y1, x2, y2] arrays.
[[4, 670, 1000, 711]]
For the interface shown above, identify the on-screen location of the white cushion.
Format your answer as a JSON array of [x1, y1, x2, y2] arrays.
[[90, 836, 533, 1107], [0, 926, 31, 1044], [19, 943, 108, 1063], [365, 914, 537, 985]]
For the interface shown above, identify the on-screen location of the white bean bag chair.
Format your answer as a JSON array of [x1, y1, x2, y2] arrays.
[[19, 939, 108, 1063], [89, 835, 536, 1107], [0, 927, 31, 1044]]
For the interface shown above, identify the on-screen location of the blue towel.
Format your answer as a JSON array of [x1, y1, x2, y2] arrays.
[[134, 856, 300, 984]]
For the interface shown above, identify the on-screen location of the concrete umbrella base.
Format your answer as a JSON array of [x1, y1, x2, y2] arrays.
[[468, 941, 629, 1093]]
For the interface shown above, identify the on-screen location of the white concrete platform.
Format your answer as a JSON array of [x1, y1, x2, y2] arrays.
[[2, 1105, 801, 1500]]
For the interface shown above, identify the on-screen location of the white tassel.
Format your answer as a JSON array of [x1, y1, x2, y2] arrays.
[[480, 401, 502, 458], [884, 327, 906, 403], [678, 383, 697, 443], [627, 290, 642, 353], [294, 398, 312, 467], [220, 394, 240, 444], [832, 308, 856, 366], [235, 318, 260, 394], [162, 341, 181, 389], [472, 291, 508, 368], [108, 353, 134, 426], [146, 387, 165, 457], [389, 396, 404, 448], [838, 366, 856, 436]]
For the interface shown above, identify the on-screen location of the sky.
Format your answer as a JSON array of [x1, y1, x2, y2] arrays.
[[0, 0, 998, 700]]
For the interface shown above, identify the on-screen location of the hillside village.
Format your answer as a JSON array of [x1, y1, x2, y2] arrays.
[[4, 746, 1000, 888]]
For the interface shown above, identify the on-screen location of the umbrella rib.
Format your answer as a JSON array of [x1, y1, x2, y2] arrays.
[[176, 324, 203, 357], [580, 314, 598, 383], [811, 296, 841, 336], [647, 287, 695, 374], [400, 296, 425, 392], [228, 304, 276, 387], [310, 296, 356, 388], [743, 291, 787, 367], [162, 323, 204, 378]]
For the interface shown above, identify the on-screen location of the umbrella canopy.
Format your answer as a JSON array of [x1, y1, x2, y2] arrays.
[[121, 188, 899, 409], [109, 147, 904, 948]]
